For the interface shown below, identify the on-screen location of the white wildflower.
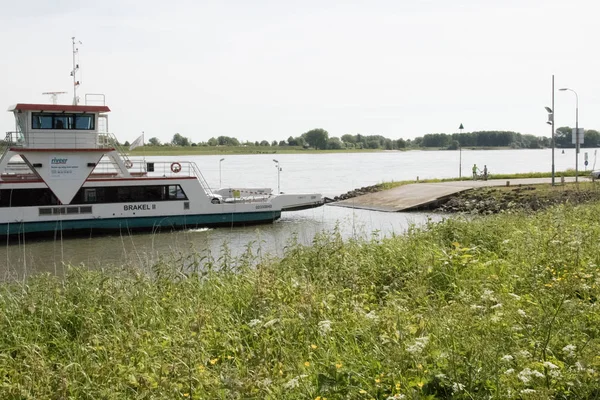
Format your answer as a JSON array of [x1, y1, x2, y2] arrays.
[[575, 362, 585, 371], [520, 389, 536, 394], [470, 304, 485, 310], [248, 319, 262, 327], [517, 309, 527, 317], [406, 336, 429, 355], [549, 370, 561, 378], [263, 318, 279, 328], [509, 293, 521, 300], [386, 395, 406, 400], [518, 370, 530, 384], [543, 361, 559, 370], [481, 289, 496, 302], [283, 377, 300, 389], [518, 368, 543, 383], [318, 320, 332, 336], [563, 344, 576, 357], [501, 355, 514, 362], [518, 350, 531, 358], [532, 370, 545, 378], [435, 373, 447, 379], [283, 374, 307, 389], [491, 303, 503, 309], [504, 368, 515, 375], [452, 382, 465, 393], [365, 310, 379, 320]]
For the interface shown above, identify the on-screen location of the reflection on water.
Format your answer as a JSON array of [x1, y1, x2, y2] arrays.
[[0, 205, 445, 279]]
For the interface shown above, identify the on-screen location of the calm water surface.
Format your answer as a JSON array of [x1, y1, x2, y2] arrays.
[[1, 148, 597, 277]]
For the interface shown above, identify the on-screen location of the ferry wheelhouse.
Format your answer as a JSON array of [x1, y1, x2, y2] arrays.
[[0, 101, 323, 236]]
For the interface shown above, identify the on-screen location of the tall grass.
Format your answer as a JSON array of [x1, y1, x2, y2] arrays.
[[1, 204, 600, 398]]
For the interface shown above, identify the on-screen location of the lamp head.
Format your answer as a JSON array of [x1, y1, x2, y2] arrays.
[[273, 159, 278, 163], [545, 106, 553, 113], [220, 158, 225, 161], [559, 88, 568, 91]]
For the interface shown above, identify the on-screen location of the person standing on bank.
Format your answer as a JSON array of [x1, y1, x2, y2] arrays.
[[472, 164, 478, 180], [483, 165, 488, 181]]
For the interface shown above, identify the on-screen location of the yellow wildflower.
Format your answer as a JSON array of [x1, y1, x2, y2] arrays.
[[336, 362, 343, 369], [396, 383, 401, 390], [375, 378, 381, 383], [359, 389, 367, 394], [183, 394, 190, 398], [210, 358, 218, 365], [311, 344, 318, 349], [304, 361, 310, 367], [417, 381, 424, 389]]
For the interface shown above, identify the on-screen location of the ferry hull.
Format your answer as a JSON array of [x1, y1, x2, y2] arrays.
[[0, 211, 281, 236]]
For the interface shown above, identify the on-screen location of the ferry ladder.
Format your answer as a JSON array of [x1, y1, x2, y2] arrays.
[[189, 162, 214, 197]]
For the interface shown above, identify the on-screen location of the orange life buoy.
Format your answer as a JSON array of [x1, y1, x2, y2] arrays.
[[171, 162, 182, 173]]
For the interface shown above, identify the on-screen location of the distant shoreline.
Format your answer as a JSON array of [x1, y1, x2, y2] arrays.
[[130, 145, 562, 156]]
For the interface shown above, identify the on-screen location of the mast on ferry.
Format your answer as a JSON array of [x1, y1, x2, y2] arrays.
[[70, 37, 82, 105]]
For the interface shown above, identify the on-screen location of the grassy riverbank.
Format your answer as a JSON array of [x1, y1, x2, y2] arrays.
[[2, 203, 600, 398]]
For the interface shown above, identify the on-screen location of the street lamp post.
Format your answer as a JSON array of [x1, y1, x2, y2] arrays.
[[273, 159, 280, 193], [219, 158, 225, 188], [559, 87, 579, 182], [458, 123, 464, 178], [545, 105, 555, 185], [546, 76, 555, 186]]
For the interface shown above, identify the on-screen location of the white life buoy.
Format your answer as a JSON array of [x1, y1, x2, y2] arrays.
[[171, 162, 182, 173]]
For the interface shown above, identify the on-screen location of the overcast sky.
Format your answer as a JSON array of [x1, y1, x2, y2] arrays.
[[1, 0, 599, 144]]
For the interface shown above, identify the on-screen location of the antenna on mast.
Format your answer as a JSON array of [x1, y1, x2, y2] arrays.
[[70, 37, 82, 105], [42, 91, 68, 105]]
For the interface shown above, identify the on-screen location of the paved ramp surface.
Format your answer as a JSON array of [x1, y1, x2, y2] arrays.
[[331, 177, 584, 212]]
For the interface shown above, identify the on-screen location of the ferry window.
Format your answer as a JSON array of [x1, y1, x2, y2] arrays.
[[75, 114, 95, 130], [168, 185, 187, 200], [54, 116, 67, 129], [0, 188, 58, 207], [32, 114, 53, 129], [32, 113, 95, 130], [84, 189, 97, 203], [71, 185, 187, 204]]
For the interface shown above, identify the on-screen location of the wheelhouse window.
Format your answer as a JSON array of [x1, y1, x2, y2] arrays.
[[32, 113, 95, 130]]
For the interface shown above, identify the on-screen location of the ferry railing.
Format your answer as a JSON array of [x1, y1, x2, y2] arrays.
[[89, 159, 210, 182], [5, 131, 114, 149], [189, 162, 214, 196], [98, 133, 132, 165]]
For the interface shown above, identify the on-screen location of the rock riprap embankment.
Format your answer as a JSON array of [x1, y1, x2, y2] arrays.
[[435, 186, 600, 214]]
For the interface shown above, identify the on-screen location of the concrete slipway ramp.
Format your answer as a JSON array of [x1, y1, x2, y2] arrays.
[[330, 177, 584, 212]]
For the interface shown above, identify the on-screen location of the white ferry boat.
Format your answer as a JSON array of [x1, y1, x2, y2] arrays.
[[0, 43, 323, 237]]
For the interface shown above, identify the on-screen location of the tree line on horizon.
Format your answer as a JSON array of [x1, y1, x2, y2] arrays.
[[136, 127, 600, 150]]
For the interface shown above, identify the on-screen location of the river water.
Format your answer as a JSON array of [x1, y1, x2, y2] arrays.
[[1, 148, 597, 277]]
